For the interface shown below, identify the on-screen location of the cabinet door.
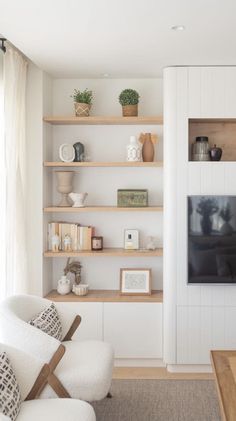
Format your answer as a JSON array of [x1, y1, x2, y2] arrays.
[[104, 303, 162, 358], [57, 302, 103, 341]]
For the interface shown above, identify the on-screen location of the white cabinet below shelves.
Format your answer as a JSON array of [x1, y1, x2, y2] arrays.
[[57, 302, 103, 341], [104, 303, 163, 359]]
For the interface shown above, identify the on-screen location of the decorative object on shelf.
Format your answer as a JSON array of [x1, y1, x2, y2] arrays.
[[63, 234, 72, 252], [71, 89, 93, 117], [69, 192, 88, 207], [56, 170, 74, 207], [119, 89, 140, 116], [91, 236, 103, 250], [64, 258, 82, 285], [59, 143, 75, 162], [126, 135, 142, 162], [120, 268, 151, 295], [117, 189, 148, 207], [192, 136, 210, 161], [139, 133, 157, 162], [73, 141, 85, 162], [57, 275, 71, 295], [209, 144, 223, 161], [196, 197, 219, 235], [51, 234, 60, 252], [146, 236, 157, 250], [220, 203, 233, 235], [72, 283, 89, 296], [124, 229, 139, 250]]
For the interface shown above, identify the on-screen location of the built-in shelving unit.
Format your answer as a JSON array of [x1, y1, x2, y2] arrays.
[[44, 248, 163, 257], [43, 115, 163, 125], [46, 289, 163, 303], [44, 206, 163, 213], [44, 161, 163, 167]]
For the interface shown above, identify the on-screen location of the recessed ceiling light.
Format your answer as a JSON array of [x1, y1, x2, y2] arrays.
[[102, 73, 109, 78], [171, 25, 185, 31]]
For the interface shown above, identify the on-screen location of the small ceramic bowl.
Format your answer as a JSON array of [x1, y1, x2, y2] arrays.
[[73, 284, 89, 296]]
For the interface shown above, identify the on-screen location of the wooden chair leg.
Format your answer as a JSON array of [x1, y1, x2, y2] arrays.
[[25, 364, 50, 400], [47, 373, 70, 398], [107, 392, 112, 398]]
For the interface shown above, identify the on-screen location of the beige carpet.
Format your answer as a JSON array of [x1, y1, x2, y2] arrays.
[[92, 379, 221, 421]]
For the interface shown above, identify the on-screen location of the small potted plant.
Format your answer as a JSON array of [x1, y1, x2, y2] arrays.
[[71, 89, 93, 117], [119, 89, 140, 117]]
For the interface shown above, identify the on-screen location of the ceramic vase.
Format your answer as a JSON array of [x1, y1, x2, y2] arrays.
[[73, 142, 85, 162], [127, 136, 142, 162], [56, 171, 74, 207], [142, 133, 154, 162]]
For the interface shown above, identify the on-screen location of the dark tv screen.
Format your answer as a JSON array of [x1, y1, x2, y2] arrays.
[[188, 196, 236, 284]]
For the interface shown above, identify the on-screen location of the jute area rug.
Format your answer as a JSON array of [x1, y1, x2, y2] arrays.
[[92, 379, 221, 421]]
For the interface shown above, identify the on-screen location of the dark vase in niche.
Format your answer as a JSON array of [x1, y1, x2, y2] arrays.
[[73, 142, 85, 162]]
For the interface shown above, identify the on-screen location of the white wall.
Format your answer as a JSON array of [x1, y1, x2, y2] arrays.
[[164, 66, 236, 368]]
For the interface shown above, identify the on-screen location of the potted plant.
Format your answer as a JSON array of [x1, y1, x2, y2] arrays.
[[196, 197, 219, 235], [71, 89, 93, 117], [119, 89, 140, 117]]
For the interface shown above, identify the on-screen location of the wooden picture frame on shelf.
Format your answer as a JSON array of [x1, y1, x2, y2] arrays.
[[120, 268, 151, 296]]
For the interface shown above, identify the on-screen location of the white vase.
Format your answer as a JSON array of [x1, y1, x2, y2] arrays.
[[126, 136, 142, 162]]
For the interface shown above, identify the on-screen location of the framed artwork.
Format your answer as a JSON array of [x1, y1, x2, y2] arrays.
[[59, 143, 75, 162], [120, 268, 151, 295]]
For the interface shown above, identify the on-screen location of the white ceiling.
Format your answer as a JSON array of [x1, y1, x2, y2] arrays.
[[0, 0, 236, 78]]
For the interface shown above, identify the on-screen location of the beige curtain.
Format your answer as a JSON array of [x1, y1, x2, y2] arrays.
[[2, 46, 28, 297]]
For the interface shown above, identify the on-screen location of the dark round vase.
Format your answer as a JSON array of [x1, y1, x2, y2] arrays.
[[73, 142, 85, 162]]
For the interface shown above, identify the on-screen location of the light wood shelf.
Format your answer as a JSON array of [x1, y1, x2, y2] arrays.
[[43, 115, 163, 125], [45, 289, 163, 303], [44, 206, 163, 213], [44, 161, 163, 167], [44, 248, 163, 257]]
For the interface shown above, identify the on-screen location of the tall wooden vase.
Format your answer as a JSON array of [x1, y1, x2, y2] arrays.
[[142, 133, 154, 162]]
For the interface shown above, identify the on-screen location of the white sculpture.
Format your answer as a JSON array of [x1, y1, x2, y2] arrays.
[[57, 276, 71, 295], [69, 192, 88, 207], [63, 234, 72, 252], [51, 234, 60, 252]]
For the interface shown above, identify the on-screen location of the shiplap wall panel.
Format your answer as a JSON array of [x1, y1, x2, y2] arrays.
[[164, 66, 236, 366]]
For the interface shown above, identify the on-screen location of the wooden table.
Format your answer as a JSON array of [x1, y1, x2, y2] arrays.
[[211, 350, 236, 421]]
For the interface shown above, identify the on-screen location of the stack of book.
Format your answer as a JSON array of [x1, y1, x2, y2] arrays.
[[48, 222, 94, 251]]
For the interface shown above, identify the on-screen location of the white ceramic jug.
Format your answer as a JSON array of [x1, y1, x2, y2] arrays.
[[57, 276, 71, 295], [69, 192, 88, 207]]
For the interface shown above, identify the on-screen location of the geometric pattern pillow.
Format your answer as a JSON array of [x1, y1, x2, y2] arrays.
[[28, 302, 62, 341], [0, 353, 21, 421]]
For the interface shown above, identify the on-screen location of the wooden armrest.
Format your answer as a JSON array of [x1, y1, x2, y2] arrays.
[[33, 344, 71, 398], [25, 364, 50, 401], [63, 315, 82, 341]]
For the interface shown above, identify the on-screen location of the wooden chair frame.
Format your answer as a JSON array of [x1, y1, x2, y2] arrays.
[[26, 315, 82, 399]]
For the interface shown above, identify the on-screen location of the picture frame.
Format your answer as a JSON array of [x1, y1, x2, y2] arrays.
[[59, 143, 75, 162], [120, 268, 151, 295]]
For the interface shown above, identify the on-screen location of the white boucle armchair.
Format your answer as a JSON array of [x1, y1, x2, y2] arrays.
[[0, 343, 96, 421], [0, 294, 114, 402]]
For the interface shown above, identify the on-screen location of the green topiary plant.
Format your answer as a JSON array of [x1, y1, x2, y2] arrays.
[[119, 89, 140, 106], [71, 89, 93, 104]]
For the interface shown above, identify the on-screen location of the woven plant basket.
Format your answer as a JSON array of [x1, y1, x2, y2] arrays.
[[122, 104, 138, 117], [74, 102, 91, 117]]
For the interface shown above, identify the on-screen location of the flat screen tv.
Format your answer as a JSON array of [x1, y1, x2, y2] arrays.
[[188, 196, 236, 284]]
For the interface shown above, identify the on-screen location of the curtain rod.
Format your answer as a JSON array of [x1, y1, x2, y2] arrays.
[[0, 38, 6, 53]]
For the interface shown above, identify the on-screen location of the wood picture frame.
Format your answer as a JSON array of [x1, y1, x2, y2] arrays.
[[120, 268, 151, 295]]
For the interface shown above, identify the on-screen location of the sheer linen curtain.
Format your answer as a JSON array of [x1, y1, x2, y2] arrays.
[[1, 46, 28, 298], [0, 54, 6, 300]]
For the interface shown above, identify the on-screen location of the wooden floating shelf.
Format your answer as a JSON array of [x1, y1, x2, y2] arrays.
[[43, 115, 163, 125], [44, 161, 163, 167], [44, 248, 163, 257], [45, 289, 163, 303], [44, 206, 163, 213]]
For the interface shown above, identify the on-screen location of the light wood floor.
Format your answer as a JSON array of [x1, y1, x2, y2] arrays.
[[113, 367, 213, 380]]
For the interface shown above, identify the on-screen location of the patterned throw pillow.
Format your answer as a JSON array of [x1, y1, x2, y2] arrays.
[[0, 353, 21, 421], [28, 302, 62, 341]]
